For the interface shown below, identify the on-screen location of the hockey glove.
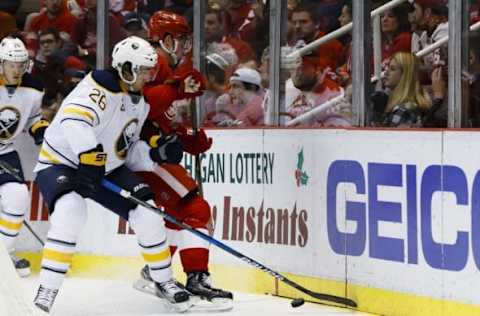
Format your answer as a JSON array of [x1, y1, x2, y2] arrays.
[[167, 69, 206, 99], [176, 126, 212, 155], [28, 119, 49, 145], [74, 144, 107, 198], [149, 134, 184, 164]]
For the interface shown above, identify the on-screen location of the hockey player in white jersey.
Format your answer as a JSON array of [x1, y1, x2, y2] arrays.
[[33, 36, 192, 313], [0, 37, 49, 277]]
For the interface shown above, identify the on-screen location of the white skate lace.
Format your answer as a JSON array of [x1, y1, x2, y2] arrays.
[[159, 279, 182, 294], [36, 286, 58, 306], [199, 273, 212, 287]]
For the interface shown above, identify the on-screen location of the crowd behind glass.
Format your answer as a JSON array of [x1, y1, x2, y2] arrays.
[[1, 0, 475, 128]]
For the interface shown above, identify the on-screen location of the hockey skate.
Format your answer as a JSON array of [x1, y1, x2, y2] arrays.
[[34, 285, 58, 313], [10, 252, 30, 277], [185, 271, 233, 311], [134, 266, 192, 312], [155, 278, 192, 312], [134, 265, 233, 311]]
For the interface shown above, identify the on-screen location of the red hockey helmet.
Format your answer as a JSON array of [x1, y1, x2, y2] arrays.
[[148, 11, 191, 40], [148, 11, 192, 65]]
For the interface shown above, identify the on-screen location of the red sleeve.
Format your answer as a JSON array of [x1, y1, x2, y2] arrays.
[[392, 32, 412, 55], [144, 84, 180, 122]]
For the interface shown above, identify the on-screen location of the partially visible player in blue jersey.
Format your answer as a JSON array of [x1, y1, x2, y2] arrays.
[[32, 36, 192, 314], [0, 37, 49, 278]]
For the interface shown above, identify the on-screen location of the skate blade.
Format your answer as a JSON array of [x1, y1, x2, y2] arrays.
[[16, 267, 31, 278], [133, 278, 233, 312], [133, 278, 192, 313], [133, 278, 157, 296], [190, 296, 234, 312]]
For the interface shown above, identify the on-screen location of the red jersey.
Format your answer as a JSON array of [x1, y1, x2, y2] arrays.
[[27, 6, 77, 36], [143, 53, 195, 135]]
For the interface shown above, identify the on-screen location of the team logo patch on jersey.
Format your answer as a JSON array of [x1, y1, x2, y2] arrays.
[[116, 119, 139, 159], [0, 107, 20, 141], [56, 175, 69, 184]]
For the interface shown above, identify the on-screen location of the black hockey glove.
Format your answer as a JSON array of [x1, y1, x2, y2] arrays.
[[74, 144, 107, 198], [149, 134, 183, 164], [28, 119, 49, 145]]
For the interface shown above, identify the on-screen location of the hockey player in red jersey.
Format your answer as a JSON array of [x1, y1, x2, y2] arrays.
[[135, 11, 233, 308]]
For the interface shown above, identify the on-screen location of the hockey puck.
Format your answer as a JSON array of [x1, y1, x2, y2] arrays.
[[290, 298, 305, 308]]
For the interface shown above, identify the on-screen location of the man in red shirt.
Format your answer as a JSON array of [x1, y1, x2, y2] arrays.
[[291, 4, 344, 70], [25, 0, 78, 56], [134, 11, 233, 308]]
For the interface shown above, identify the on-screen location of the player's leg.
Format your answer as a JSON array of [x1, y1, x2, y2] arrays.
[[139, 165, 233, 302], [33, 166, 87, 313], [98, 166, 191, 311], [168, 194, 233, 301], [0, 182, 31, 276], [0, 151, 32, 277]]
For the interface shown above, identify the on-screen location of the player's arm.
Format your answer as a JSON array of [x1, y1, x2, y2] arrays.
[[28, 118, 49, 145], [59, 94, 107, 195], [126, 108, 183, 172]]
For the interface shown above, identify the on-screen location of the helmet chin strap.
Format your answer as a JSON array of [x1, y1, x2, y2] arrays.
[[119, 67, 138, 91], [160, 39, 179, 66]]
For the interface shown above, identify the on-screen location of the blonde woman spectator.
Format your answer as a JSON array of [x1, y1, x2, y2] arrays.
[[378, 52, 431, 127]]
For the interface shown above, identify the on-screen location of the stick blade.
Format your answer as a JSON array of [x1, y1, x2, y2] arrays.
[[306, 290, 357, 307]]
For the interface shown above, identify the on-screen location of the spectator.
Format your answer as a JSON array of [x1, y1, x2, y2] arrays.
[[0, 11, 17, 40], [408, 0, 428, 54], [291, 4, 344, 70], [203, 50, 238, 124], [205, 7, 256, 64], [214, 67, 265, 126], [336, 0, 352, 86], [32, 28, 64, 74], [423, 1, 448, 42], [110, 0, 137, 22], [380, 4, 412, 62], [72, 0, 126, 67], [0, 0, 21, 15], [411, 0, 448, 69], [25, 0, 77, 38], [305, 0, 345, 33], [373, 52, 431, 127], [122, 11, 148, 39], [286, 56, 348, 127], [220, 0, 265, 43]]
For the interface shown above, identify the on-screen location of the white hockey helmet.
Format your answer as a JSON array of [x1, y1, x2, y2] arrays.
[[0, 37, 29, 79], [0, 37, 28, 63], [111, 36, 158, 85]]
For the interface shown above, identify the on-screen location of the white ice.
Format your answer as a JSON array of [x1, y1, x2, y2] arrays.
[[20, 276, 374, 316]]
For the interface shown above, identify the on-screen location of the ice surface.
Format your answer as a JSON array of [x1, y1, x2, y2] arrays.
[[20, 276, 374, 316]]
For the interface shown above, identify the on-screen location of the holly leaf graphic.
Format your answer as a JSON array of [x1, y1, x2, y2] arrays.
[[297, 149, 304, 170], [300, 171, 309, 185]]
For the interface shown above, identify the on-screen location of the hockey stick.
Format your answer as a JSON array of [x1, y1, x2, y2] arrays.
[[101, 179, 357, 308], [0, 160, 45, 246], [189, 98, 203, 196]]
